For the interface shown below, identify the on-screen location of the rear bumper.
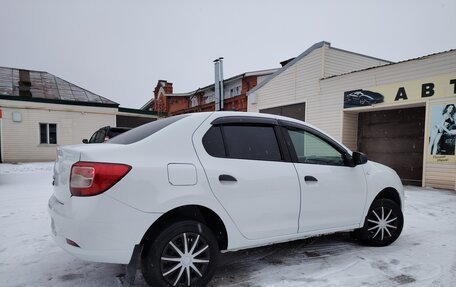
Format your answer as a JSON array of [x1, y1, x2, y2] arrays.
[[48, 194, 162, 264]]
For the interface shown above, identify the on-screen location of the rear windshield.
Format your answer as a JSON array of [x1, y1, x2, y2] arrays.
[[108, 128, 130, 138], [108, 115, 189, 144]]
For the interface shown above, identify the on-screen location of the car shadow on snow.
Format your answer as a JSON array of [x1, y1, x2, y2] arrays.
[[57, 232, 420, 287], [208, 232, 359, 287]]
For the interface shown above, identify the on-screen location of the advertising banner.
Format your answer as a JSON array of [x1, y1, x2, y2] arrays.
[[427, 101, 456, 164]]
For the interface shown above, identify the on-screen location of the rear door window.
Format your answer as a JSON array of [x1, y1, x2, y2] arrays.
[[203, 124, 282, 161]]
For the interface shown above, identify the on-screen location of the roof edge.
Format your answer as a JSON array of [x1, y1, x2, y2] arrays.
[[140, 98, 154, 110], [118, 107, 159, 116], [0, 65, 48, 73], [0, 94, 119, 108], [247, 41, 329, 96], [52, 75, 118, 105], [321, 48, 456, 81]]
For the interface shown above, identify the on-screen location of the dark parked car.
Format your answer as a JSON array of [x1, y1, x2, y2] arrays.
[[83, 126, 131, 143]]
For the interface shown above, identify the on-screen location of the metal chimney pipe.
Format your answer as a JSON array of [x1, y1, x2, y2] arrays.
[[219, 58, 224, 110], [214, 57, 224, 111], [214, 59, 220, 111]]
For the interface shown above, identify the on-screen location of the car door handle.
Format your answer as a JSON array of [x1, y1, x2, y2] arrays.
[[304, 176, 318, 182], [219, 174, 237, 182]]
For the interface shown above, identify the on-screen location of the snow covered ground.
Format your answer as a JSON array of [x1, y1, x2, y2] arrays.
[[1, 162, 455, 287]]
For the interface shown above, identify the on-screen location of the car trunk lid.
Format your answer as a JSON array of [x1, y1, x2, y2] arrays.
[[53, 146, 81, 203]]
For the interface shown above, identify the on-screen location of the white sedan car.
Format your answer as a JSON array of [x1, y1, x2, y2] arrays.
[[48, 112, 404, 287]]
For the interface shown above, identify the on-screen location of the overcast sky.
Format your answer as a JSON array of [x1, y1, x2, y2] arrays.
[[1, 0, 455, 108]]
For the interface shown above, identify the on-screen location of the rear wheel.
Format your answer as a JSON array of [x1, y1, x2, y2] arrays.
[[355, 199, 403, 246], [141, 220, 219, 287]]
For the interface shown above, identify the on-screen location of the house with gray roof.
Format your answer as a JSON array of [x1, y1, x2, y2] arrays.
[[0, 67, 156, 162]]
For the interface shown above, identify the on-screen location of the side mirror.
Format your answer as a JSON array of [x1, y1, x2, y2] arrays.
[[82, 139, 88, 144], [353, 151, 368, 166]]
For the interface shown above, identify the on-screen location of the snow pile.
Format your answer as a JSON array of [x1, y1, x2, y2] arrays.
[[1, 162, 455, 286]]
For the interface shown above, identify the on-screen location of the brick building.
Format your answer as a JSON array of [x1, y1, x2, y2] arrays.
[[141, 69, 277, 116]]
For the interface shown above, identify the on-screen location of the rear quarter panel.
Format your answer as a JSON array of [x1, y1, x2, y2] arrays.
[[95, 113, 244, 249]]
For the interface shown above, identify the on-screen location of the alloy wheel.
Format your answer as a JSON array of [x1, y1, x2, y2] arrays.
[[160, 232, 210, 286], [366, 206, 398, 241]]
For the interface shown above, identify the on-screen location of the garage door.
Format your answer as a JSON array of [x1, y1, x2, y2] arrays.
[[260, 102, 305, 121], [358, 107, 425, 186]]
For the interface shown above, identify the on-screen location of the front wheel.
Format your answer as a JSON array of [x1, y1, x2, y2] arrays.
[[354, 199, 404, 247], [141, 220, 219, 287]]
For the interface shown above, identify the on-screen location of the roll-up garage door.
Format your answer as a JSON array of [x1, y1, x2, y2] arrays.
[[358, 107, 425, 186]]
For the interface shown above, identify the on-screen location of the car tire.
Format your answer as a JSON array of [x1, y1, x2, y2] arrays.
[[354, 199, 403, 247], [141, 220, 219, 287]]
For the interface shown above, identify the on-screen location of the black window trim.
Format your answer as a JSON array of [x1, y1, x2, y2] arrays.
[[278, 120, 353, 167], [211, 116, 278, 126]]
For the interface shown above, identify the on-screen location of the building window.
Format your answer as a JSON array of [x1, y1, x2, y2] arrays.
[[40, 123, 57, 144], [191, 96, 198, 107], [205, 94, 215, 104]]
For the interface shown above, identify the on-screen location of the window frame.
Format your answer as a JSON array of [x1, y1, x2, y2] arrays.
[[278, 120, 353, 167], [39, 122, 57, 145]]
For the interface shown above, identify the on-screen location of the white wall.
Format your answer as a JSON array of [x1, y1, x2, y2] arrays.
[[249, 43, 389, 140], [324, 48, 388, 78], [0, 100, 116, 162]]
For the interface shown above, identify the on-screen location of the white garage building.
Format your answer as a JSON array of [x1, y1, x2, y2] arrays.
[[248, 42, 456, 190]]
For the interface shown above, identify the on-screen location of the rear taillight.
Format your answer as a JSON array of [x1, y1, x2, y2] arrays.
[[70, 161, 131, 196]]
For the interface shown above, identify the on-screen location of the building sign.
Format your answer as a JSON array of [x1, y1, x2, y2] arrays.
[[344, 73, 456, 109], [344, 90, 384, 108], [427, 101, 456, 164]]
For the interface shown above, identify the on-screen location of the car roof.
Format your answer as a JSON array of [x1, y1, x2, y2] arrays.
[[186, 111, 352, 153], [187, 111, 316, 135]]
